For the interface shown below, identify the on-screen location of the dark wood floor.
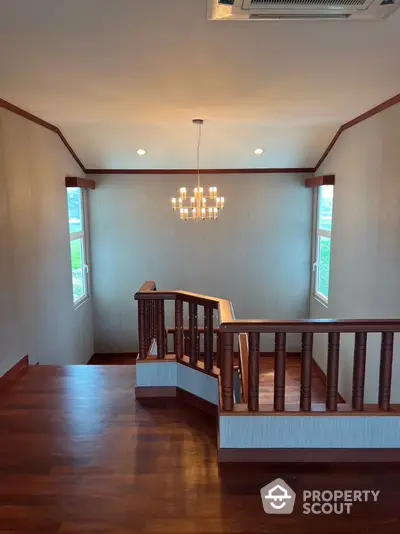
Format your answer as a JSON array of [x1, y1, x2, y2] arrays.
[[1, 365, 400, 533]]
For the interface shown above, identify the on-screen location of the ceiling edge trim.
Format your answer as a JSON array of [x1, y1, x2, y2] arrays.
[[2, 92, 400, 176], [314, 92, 400, 172], [0, 98, 86, 173], [85, 168, 314, 174]]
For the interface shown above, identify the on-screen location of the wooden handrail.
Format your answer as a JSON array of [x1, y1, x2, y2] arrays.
[[137, 280, 157, 292], [219, 318, 400, 333], [135, 281, 400, 415], [135, 284, 235, 323], [137, 283, 400, 334]]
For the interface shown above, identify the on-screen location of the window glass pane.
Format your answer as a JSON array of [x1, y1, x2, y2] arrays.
[[318, 185, 334, 232], [317, 236, 331, 300], [70, 238, 86, 302], [67, 187, 83, 234]]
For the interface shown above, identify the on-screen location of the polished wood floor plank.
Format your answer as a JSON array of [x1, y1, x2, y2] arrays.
[[0, 365, 399, 533]]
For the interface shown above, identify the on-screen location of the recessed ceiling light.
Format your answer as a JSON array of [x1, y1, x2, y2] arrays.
[[254, 148, 264, 155], [137, 149, 146, 155]]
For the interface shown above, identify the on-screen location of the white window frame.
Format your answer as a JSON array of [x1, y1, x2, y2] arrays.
[[312, 185, 333, 306], [67, 188, 90, 308]]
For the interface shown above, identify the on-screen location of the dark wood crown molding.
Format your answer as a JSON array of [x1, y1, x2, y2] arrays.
[[85, 167, 314, 175], [3, 92, 400, 177], [0, 98, 86, 173], [65, 176, 96, 190], [315, 92, 400, 171]]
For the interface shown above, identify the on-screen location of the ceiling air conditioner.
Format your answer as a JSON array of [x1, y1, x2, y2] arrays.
[[208, 0, 400, 20]]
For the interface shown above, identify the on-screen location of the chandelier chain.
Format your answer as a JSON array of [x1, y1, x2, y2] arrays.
[[197, 121, 201, 190]]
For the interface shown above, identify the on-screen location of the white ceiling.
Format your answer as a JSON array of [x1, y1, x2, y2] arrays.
[[1, 0, 400, 169]]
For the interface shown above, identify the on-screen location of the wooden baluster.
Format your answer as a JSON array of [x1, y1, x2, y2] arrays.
[[143, 301, 147, 352], [222, 332, 234, 411], [149, 301, 152, 350], [189, 303, 198, 366], [148, 300, 151, 343], [184, 331, 189, 356], [274, 332, 286, 411], [326, 332, 340, 411], [156, 300, 165, 359], [248, 332, 260, 412], [379, 332, 394, 411], [174, 299, 184, 360], [300, 332, 313, 412], [153, 300, 156, 341], [145, 301, 150, 351], [352, 332, 367, 411], [138, 300, 146, 360], [147, 300, 151, 350], [216, 332, 222, 368], [150, 300, 154, 341], [196, 327, 201, 363], [204, 307, 214, 372]]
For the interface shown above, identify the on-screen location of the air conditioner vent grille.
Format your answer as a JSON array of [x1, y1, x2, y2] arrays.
[[250, 12, 351, 17], [250, 0, 368, 6]]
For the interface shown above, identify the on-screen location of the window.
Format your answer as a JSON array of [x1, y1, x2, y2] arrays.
[[313, 184, 334, 304], [67, 187, 89, 306]]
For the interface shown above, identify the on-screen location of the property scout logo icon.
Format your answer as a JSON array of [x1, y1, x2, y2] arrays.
[[260, 479, 296, 515], [260, 478, 380, 515]]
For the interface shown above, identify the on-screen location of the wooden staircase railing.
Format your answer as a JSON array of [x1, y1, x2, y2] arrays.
[[136, 281, 400, 415], [220, 319, 400, 413], [135, 281, 235, 376]]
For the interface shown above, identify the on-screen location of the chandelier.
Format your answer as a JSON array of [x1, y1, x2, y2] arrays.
[[171, 119, 225, 221]]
